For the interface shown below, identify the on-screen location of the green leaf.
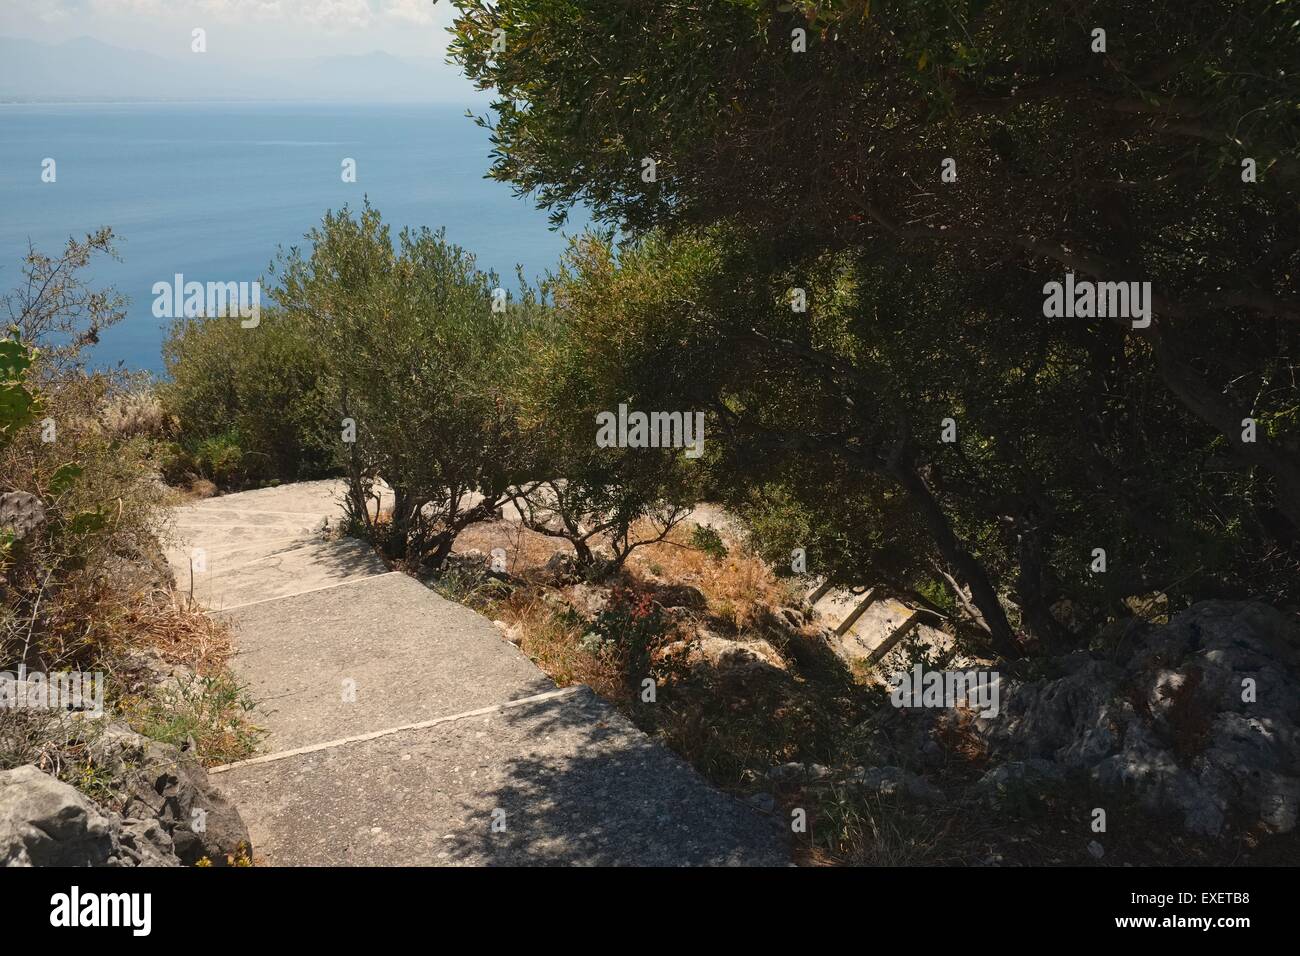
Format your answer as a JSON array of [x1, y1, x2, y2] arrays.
[[66, 510, 107, 535], [0, 339, 33, 380], [49, 463, 84, 497]]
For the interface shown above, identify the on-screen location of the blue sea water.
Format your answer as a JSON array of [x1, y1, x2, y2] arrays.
[[0, 101, 585, 373]]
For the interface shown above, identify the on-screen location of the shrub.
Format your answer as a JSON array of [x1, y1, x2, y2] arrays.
[[160, 306, 334, 487], [122, 672, 263, 767], [271, 203, 540, 567], [581, 585, 665, 688], [690, 524, 728, 562], [192, 430, 247, 487], [100, 385, 170, 441], [0, 237, 263, 787]]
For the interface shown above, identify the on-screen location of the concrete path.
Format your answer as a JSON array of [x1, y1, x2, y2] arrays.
[[171, 481, 786, 866]]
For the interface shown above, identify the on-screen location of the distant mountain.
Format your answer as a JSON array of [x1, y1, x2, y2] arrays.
[[0, 35, 481, 103]]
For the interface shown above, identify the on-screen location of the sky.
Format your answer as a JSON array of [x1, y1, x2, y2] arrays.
[[1, 0, 458, 60]]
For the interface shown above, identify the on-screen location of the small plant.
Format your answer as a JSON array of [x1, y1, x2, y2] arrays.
[[193, 430, 246, 487], [690, 524, 728, 561], [101, 387, 170, 440], [582, 585, 665, 687], [811, 786, 948, 865], [125, 672, 263, 766], [197, 842, 253, 867]]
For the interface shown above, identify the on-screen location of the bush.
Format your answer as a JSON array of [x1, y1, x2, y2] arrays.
[[100, 385, 170, 441], [121, 672, 263, 766], [0, 234, 169, 682], [0, 236, 263, 787], [160, 306, 333, 487], [581, 585, 665, 688], [690, 524, 728, 562], [192, 430, 248, 487], [271, 203, 541, 566]]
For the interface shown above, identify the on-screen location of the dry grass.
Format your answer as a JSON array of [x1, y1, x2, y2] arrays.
[[104, 586, 235, 677], [455, 510, 799, 618], [623, 520, 800, 631], [805, 786, 992, 865], [100, 387, 172, 441], [111, 588, 262, 766], [454, 518, 571, 576], [931, 707, 993, 770], [492, 588, 624, 695], [446, 514, 858, 783]]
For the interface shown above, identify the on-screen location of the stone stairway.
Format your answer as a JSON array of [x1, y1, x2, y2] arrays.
[[804, 579, 951, 669], [168, 481, 785, 866]]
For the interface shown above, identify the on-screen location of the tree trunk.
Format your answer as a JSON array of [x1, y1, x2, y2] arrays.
[[572, 537, 595, 566], [889, 458, 1023, 660], [1155, 339, 1300, 529], [1015, 519, 1073, 655]]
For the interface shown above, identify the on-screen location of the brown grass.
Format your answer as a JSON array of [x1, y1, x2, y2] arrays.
[[106, 586, 235, 677], [492, 588, 626, 695], [623, 521, 800, 631], [932, 706, 993, 770], [454, 518, 571, 576]]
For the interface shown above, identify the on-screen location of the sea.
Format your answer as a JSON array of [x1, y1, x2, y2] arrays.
[[0, 101, 587, 373]]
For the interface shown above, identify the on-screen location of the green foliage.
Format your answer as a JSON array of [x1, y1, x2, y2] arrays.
[[124, 672, 264, 767], [447, 0, 1300, 656], [690, 524, 728, 562], [0, 336, 167, 675], [450, 0, 1298, 230], [161, 306, 333, 487], [541, 225, 1289, 657], [0, 339, 40, 445], [192, 430, 248, 487], [270, 203, 543, 566], [48, 463, 82, 497]]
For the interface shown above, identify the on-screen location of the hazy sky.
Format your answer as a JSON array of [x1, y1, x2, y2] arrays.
[[1, 0, 458, 59]]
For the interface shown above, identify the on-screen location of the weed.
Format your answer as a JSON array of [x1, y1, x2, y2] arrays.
[[122, 672, 263, 767]]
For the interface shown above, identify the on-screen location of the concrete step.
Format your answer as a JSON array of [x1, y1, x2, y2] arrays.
[[167, 522, 328, 554], [215, 573, 556, 750], [191, 480, 351, 515], [213, 686, 787, 866], [836, 598, 953, 668], [165, 534, 322, 584], [170, 479, 791, 866], [804, 577, 833, 605], [173, 508, 333, 527], [188, 537, 388, 611], [811, 586, 872, 633]]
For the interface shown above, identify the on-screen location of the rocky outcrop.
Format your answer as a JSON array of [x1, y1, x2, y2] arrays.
[[0, 764, 179, 867], [658, 631, 789, 676], [90, 722, 251, 865], [860, 601, 1300, 837], [0, 717, 251, 867], [979, 602, 1298, 835]]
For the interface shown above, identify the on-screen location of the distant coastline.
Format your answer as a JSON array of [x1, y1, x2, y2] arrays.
[[0, 34, 486, 105], [0, 96, 466, 105]]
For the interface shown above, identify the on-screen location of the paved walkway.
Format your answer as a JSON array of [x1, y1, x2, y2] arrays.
[[168, 481, 786, 865]]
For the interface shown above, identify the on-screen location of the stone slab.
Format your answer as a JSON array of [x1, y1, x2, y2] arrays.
[[216, 572, 556, 749], [216, 687, 788, 866], [189, 537, 387, 611]]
